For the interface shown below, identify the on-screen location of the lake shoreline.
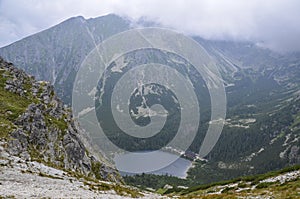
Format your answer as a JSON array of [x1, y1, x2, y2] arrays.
[[114, 150, 194, 179]]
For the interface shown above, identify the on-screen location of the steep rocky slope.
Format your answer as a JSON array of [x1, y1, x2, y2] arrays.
[[0, 57, 121, 182]]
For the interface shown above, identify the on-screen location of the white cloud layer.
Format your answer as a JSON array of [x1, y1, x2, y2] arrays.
[[0, 0, 299, 52]]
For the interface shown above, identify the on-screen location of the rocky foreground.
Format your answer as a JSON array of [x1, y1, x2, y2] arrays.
[[0, 144, 165, 198]]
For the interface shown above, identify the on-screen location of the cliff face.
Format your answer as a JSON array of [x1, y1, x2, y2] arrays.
[[0, 57, 120, 182]]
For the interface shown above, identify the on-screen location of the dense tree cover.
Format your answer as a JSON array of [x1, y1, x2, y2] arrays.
[[123, 74, 300, 187], [124, 173, 193, 189], [187, 97, 300, 184]]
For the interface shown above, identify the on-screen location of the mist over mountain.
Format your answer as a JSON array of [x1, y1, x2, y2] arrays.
[[1, 0, 300, 52]]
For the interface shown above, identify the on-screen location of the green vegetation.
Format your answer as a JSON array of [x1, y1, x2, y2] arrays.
[[100, 65, 299, 186], [186, 165, 300, 193], [82, 178, 143, 198], [169, 165, 300, 197], [180, 177, 300, 199], [28, 144, 44, 162], [221, 186, 235, 193], [186, 93, 300, 184], [91, 161, 103, 180], [45, 114, 68, 133], [124, 173, 192, 190], [255, 181, 275, 189], [0, 64, 71, 176], [237, 182, 248, 188], [0, 70, 31, 139], [125, 165, 300, 197]]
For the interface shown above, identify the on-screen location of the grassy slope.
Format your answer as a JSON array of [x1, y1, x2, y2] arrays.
[[0, 69, 31, 138], [167, 165, 300, 198], [179, 179, 300, 199]]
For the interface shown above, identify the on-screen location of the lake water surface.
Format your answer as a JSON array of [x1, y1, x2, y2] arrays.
[[114, 150, 192, 178]]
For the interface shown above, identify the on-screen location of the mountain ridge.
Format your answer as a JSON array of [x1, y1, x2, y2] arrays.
[[0, 14, 130, 104]]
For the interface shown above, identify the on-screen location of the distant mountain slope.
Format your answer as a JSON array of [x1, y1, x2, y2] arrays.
[[0, 14, 129, 104], [1, 14, 299, 105]]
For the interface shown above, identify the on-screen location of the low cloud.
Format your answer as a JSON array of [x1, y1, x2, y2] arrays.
[[0, 0, 299, 52]]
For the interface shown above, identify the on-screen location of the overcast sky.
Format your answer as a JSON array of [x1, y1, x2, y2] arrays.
[[0, 0, 299, 52]]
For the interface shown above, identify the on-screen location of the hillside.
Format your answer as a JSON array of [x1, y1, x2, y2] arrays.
[[0, 57, 119, 180], [168, 165, 300, 198]]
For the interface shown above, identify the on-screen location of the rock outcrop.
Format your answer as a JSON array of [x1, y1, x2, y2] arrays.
[[0, 57, 120, 182]]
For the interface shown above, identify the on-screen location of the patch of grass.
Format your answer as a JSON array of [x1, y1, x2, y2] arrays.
[[91, 161, 103, 180], [45, 115, 68, 133], [83, 179, 143, 198], [237, 182, 248, 188], [0, 70, 32, 139], [256, 182, 275, 189], [291, 114, 300, 129], [179, 177, 300, 199], [181, 178, 239, 195], [156, 188, 168, 194], [0, 120, 14, 139], [179, 165, 300, 195], [221, 186, 235, 193], [278, 131, 285, 138], [28, 145, 44, 162]]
